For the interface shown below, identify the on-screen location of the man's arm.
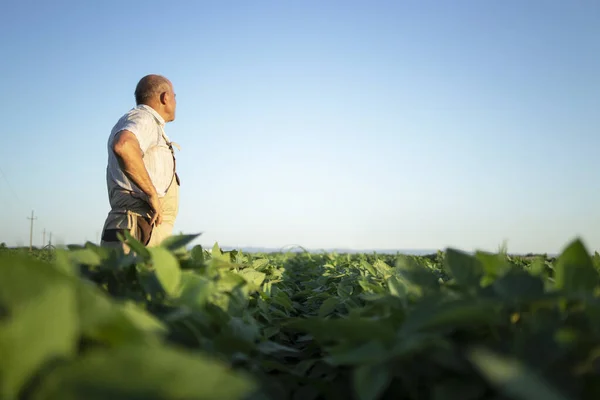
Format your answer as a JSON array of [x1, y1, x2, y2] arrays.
[[112, 130, 163, 226]]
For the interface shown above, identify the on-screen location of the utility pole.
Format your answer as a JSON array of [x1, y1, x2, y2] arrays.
[[43, 228, 46, 247], [27, 210, 37, 251], [49, 232, 52, 246]]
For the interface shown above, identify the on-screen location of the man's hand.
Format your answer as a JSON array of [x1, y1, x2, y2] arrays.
[[148, 194, 163, 226]]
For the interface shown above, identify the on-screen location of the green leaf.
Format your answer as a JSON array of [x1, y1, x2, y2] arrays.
[[262, 326, 279, 338], [358, 279, 386, 295], [52, 249, 78, 276], [216, 271, 247, 292], [293, 359, 319, 377], [373, 260, 393, 278], [123, 229, 151, 260], [120, 302, 166, 334], [325, 341, 388, 366], [114, 251, 141, 271], [160, 233, 202, 252], [318, 297, 339, 317], [593, 251, 600, 271], [492, 270, 545, 302], [176, 272, 214, 310], [0, 254, 78, 399], [227, 316, 261, 343], [468, 347, 573, 400], [212, 242, 222, 256], [585, 298, 600, 335], [256, 341, 299, 356], [337, 284, 353, 298], [285, 317, 395, 343], [395, 255, 440, 293], [238, 269, 266, 288], [77, 282, 165, 345], [271, 290, 294, 311], [360, 260, 377, 276], [252, 258, 270, 271], [387, 332, 442, 360], [68, 248, 102, 267], [387, 276, 406, 297], [527, 257, 548, 277], [554, 238, 598, 294], [209, 243, 234, 268], [30, 345, 257, 400], [400, 299, 501, 335], [475, 251, 512, 285], [136, 265, 164, 300], [191, 245, 205, 264], [148, 247, 182, 297], [445, 249, 484, 288], [353, 363, 391, 400]]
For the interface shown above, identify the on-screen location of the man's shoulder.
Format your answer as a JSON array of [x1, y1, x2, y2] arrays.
[[122, 106, 155, 124], [112, 107, 155, 134]]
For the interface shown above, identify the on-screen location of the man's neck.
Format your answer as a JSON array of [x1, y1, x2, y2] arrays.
[[138, 103, 166, 125]]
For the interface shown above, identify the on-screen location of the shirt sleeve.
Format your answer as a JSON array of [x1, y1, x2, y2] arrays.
[[118, 112, 155, 154]]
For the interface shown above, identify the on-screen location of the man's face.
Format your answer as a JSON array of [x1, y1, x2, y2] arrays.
[[164, 82, 177, 122]]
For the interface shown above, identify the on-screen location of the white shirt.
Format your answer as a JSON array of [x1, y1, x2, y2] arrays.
[[106, 104, 175, 198]]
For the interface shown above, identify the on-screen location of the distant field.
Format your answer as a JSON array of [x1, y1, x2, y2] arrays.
[[1, 235, 599, 399]]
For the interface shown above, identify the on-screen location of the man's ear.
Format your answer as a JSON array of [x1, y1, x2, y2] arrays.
[[159, 91, 168, 105]]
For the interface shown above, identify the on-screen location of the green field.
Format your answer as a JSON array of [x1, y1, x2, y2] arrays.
[[1, 234, 600, 400]]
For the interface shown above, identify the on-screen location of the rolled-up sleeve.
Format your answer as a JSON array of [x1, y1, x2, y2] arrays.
[[124, 114, 156, 153]]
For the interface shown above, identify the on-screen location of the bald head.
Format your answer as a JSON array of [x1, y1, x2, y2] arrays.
[[133, 74, 177, 122], [134, 74, 172, 105]]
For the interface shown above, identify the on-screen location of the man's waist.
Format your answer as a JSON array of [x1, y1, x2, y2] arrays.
[[108, 186, 152, 216]]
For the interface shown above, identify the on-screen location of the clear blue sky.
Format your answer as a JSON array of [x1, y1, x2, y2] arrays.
[[1, 0, 599, 254]]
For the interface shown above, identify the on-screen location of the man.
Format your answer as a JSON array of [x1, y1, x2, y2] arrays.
[[100, 74, 180, 249]]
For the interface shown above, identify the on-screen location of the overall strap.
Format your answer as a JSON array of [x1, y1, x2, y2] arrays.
[[159, 126, 181, 186]]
